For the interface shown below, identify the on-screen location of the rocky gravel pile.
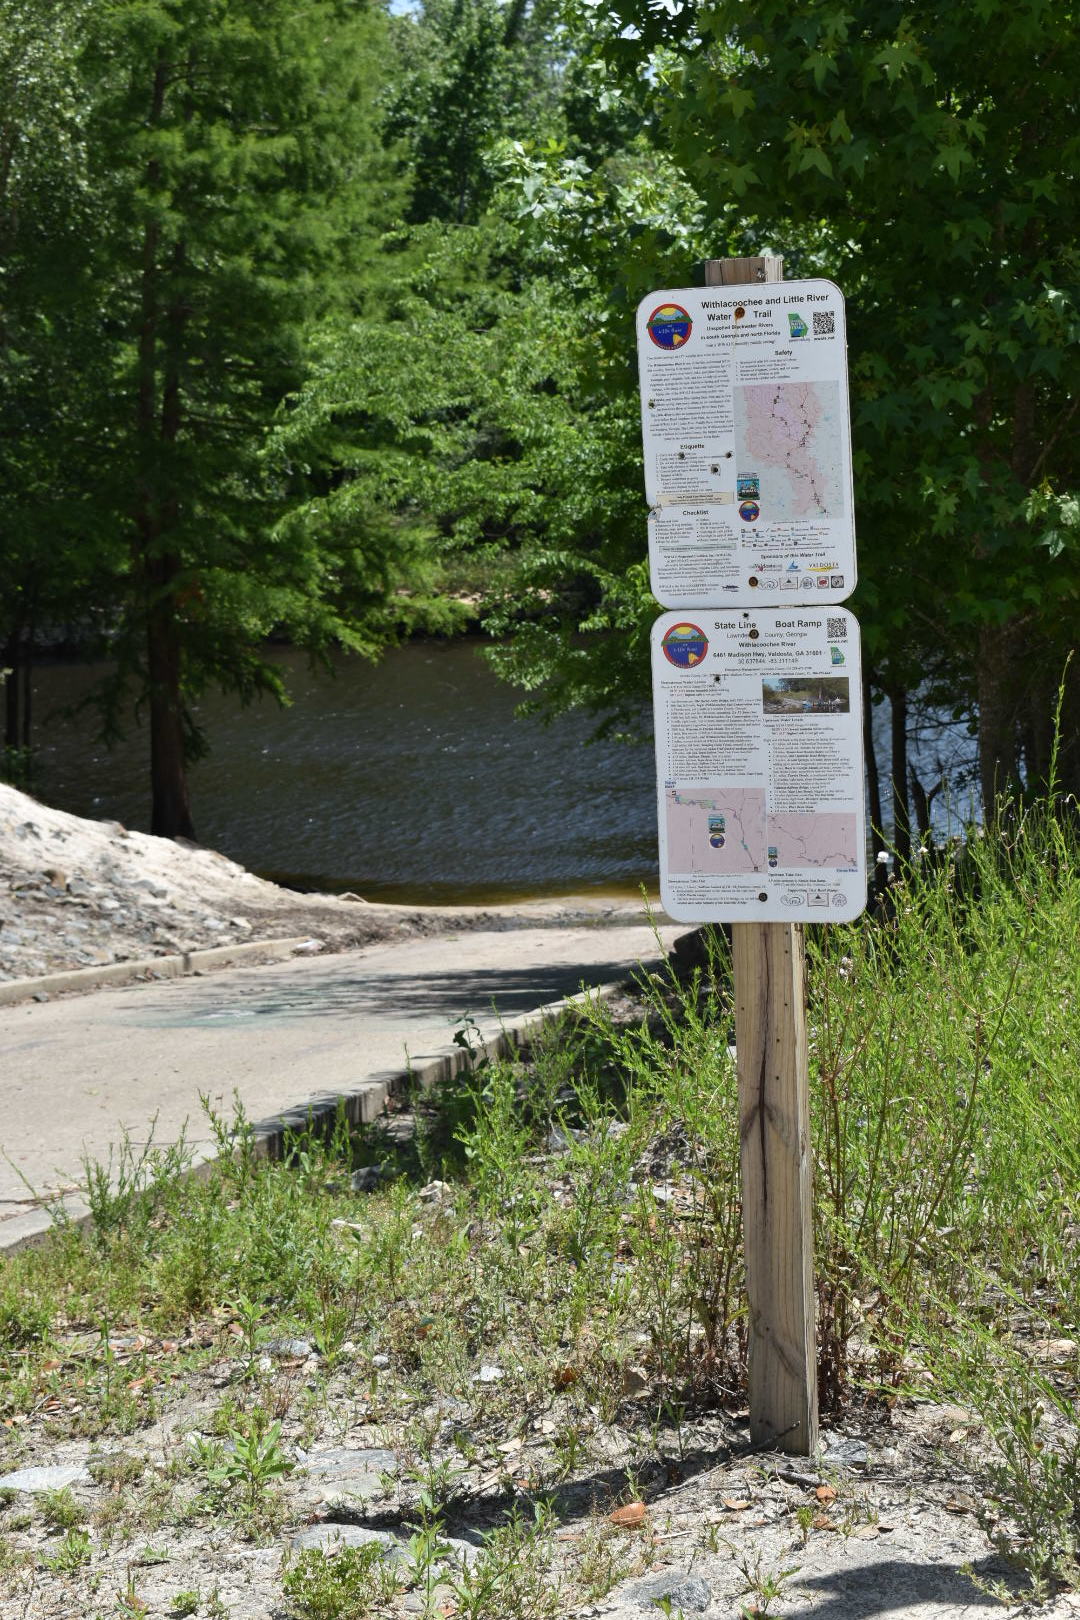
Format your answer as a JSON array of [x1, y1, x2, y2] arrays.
[[0, 783, 650, 987], [0, 783, 423, 982]]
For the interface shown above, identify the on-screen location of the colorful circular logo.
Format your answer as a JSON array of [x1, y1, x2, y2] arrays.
[[646, 303, 693, 350], [661, 622, 708, 668], [739, 500, 760, 522]]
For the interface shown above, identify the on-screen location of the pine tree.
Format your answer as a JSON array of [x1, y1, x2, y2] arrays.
[[77, 0, 400, 836], [0, 0, 112, 758]]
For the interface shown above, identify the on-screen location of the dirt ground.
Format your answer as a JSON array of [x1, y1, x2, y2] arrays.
[[1, 1316, 1078, 1619]]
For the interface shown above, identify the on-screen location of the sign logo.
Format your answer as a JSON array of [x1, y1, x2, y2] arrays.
[[737, 474, 760, 499], [830, 646, 846, 666], [788, 312, 808, 338], [738, 500, 760, 522], [646, 303, 693, 350], [661, 622, 708, 668]]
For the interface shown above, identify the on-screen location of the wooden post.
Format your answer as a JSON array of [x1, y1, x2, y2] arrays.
[[703, 255, 818, 1457]]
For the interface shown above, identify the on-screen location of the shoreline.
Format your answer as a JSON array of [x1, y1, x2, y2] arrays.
[[0, 781, 664, 999]]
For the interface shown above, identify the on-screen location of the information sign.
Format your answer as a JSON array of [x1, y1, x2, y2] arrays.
[[652, 607, 866, 922], [637, 281, 856, 607]]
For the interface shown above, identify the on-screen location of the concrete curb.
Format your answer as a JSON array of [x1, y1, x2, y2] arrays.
[[0, 931, 703, 1255], [0, 937, 319, 1007]]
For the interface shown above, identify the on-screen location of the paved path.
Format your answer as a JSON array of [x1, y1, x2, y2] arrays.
[[0, 920, 684, 1248]]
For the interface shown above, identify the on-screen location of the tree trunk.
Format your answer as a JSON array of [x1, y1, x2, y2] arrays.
[[135, 53, 194, 841], [147, 557, 194, 839], [977, 618, 1025, 815], [861, 670, 888, 893], [3, 630, 19, 750], [20, 618, 32, 750], [887, 684, 910, 864]]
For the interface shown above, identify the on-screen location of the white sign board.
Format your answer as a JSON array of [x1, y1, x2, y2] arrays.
[[637, 281, 856, 608], [652, 608, 866, 922]]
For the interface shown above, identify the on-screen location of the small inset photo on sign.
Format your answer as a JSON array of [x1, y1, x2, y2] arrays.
[[762, 675, 850, 715]]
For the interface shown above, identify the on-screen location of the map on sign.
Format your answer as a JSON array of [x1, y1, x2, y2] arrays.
[[636, 280, 855, 608], [768, 812, 860, 869], [665, 795, 858, 876], [665, 788, 767, 873], [734, 381, 845, 522], [651, 608, 866, 922]]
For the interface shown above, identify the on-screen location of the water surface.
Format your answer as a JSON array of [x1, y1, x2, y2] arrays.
[[28, 642, 659, 905]]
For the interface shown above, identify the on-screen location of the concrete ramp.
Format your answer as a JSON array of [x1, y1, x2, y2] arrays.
[[0, 921, 686, 1249]]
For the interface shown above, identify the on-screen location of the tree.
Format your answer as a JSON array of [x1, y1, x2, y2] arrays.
[[72, 0, 407, 836], [0, 0, 116, 761], [387, 0, 565, 225], [582, 0, 1080, 811]]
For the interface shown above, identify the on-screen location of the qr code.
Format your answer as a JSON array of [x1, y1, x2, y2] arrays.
[[812, 311, 835, 335], [827, 616, 847, 639]]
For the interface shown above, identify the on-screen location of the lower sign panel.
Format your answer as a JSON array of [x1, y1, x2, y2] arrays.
[[652, 608, 867, 922]]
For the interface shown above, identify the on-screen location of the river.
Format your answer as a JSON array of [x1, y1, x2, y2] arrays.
[[23, 638, 976, 906], [26, 641, 659, 905]]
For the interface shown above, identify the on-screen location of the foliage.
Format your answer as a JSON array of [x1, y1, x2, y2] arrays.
[[0, 0, 455, 830], [573, 0, 1080, 804], [282, 1542, 402, 1620], [79, 0, 420, 833], [388, 0, 564, 226], [0, 0, 119, 737]]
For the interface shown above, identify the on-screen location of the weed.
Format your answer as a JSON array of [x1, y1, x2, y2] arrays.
[[450, 1502, 562, 1620], [301, 1265, 359, 1364], [281, 1542, 401, 1618], [569, 1520, 634, 1603], [0, 1271, 55, 1347], [169, 1594, 200, 1619], [728, 1543, 799, 1616], [79, 1122, 192, 1241], [41, 1485, 85, 1531], [906, 1285, 1080, 1595], [0, 1533, 34, 1582], [115, 1577, 149, 1616], [193, 1406, 293, 1529], [42, 1526, 93, 1572], [132, 1544, 170, 1565], [89, 1453, 146, 1489], [229, 1294, 268, 1372]]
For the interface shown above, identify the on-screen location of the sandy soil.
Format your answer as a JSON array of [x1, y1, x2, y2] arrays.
[[0, 783, 649, 986]]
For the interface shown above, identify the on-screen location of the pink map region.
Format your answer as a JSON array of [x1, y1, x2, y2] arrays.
[[665, 788, 767, 874], [766, 813, 859, 869], [736, 381, 843, 520]]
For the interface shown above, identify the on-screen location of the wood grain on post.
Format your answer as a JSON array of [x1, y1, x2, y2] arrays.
[[703, 255, 818, 1456]]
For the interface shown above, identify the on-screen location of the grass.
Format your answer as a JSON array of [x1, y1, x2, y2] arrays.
[[0, 798, 1076, 1610]]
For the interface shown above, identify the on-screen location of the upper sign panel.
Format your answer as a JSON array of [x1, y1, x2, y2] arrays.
[[636, 281, 856, 607]]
